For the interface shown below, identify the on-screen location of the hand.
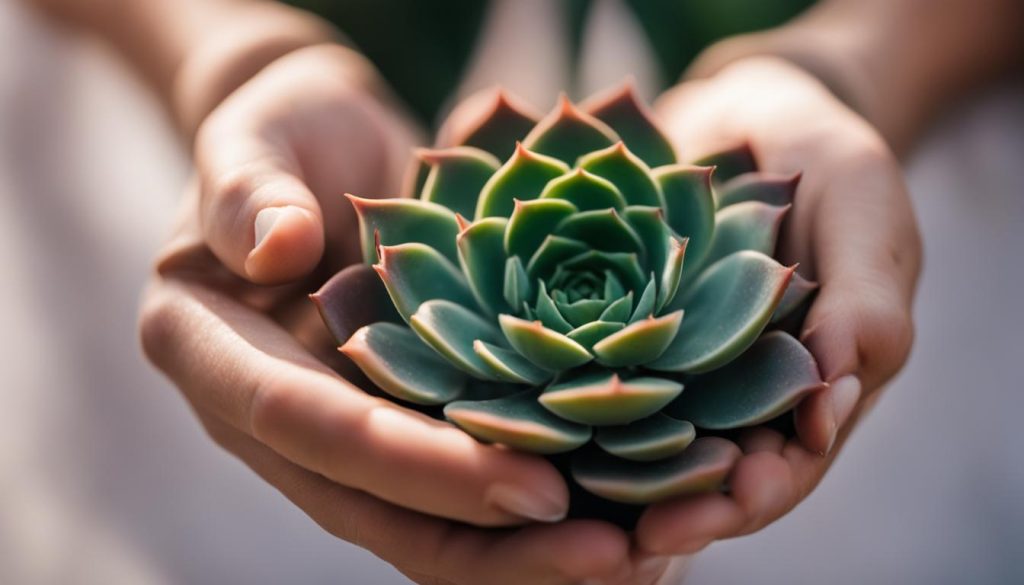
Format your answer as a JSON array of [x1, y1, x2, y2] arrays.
[[637, 56, 922, 554], [140, 46, 639, 584]]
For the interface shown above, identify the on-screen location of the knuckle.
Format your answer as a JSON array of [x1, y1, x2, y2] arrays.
[[137, 290, 178, 369], [854, 293, 914, 380]]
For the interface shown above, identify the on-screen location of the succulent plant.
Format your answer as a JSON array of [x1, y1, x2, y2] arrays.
[[312, 85, 824, 514]]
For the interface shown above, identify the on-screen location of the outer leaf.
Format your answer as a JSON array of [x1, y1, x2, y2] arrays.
[[772, 271, 819, 323], [498, 315, 594, 371], [566, 321, 625, 350], [653, 165, 715, 270], [341, 323, 466, 404], [522, 94, 619, 164], [578, 142, 662, 207], [409, 299, 504, 379], [554, 208, 643, 254], [473, 340, 551, 385], [570, 437, 742, 504], [349, 195, 460, 264], [700, 201, 790, 270], [539, 168, 626, 211], [667, 332, 825, 429], [311, 263, 401, 344], [418, 147, 500, 217], [650, 251, 794, 373], [591, 310, 684, 367], [594, 414, 695, 462], [375, 243, 478, 322], [693, 143, 757, 183], [453, 89, 539, 159], [505, 198, 578, 260], [476, 143, 569, 219], [717, 171, 801, 209], [445, 390, 592, 454], [581, 81, 676, 167], [458, 217, 510, 316], [540, 372, 683, 426]]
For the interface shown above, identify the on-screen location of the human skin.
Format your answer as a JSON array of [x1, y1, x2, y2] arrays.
[[24, 0, 1022, 583]]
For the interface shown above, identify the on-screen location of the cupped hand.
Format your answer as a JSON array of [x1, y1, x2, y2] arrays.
[[638, 56, 922, 555], [140, 45, 641, 584]]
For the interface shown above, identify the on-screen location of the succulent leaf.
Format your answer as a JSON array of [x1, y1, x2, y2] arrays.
[[311, 264, 401, 344], [455, 89, 540, 159], [772, 271, 819, 323], [539, 168, 627, 211], [445, 390, 592, 454], [349, 195, 461, 264], [505, 198, 578, 260], [418, 147, 501, 218], [554, 208, 644, 254], [473, 340, 551, 385], [502, 256, 532, 312], [540, 372, 683, 426], [594, 414, 696, 462], [561, 250, 647, 293], [654, 165, 715, 270], [476, 143, 569, 219], [629, 276, 658, 324], [375, 243, 478, 322], [592, 310, 684, 367], [717, 171, 801, 209], [582, 81, 677, 168], [668, 332, 825, 429], [458, 217, 511, 316], [578, 142, 663, 207], [409, 300, 505, 379], [341, 323, 466, 404], [599, 292, 634, 322], [570, 437, 742, 504], [650, 251, 794, 373], [534, 281, 574, 333], [498, 314, 594, 371], [555, 298, 611, 328], [526, 235, 590, 279], [699, 201, 790, 270], [566, 321, 626, 350], [693, 143, 757, 183], [522, 94, 619, 164]]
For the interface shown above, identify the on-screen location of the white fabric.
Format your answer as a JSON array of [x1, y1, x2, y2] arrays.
[[1, 0, 1022, 583]]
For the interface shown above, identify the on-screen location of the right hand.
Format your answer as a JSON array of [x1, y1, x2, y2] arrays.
[[139, 45, 639, 584]]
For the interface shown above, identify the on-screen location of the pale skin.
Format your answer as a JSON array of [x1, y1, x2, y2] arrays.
[[25, 0, 1023, 583]]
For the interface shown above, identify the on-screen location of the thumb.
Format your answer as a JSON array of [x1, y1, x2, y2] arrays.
[[196, 122, 324, 285]]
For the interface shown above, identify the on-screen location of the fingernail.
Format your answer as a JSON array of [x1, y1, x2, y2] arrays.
[[826, 375, 862, 454], [254, 207, 287, 248], [485, 483, 566, 523]]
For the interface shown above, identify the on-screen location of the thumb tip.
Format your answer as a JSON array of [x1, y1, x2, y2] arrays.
[[245, 205, 324, 284]]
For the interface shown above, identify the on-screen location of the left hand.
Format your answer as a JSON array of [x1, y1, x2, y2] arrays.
[[636, 56, 922, 556]]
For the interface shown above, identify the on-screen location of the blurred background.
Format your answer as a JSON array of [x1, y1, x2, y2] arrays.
[[1, 0, 1022, 583]]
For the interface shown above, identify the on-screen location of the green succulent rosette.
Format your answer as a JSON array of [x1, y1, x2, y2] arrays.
[[313, 85, 824, 510]]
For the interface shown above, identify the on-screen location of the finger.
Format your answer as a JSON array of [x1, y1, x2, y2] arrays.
[[195, 111, 325, 284], [635, 493, 745, 555], [139, 278, 571, 527], [197, 413, 631, 585]]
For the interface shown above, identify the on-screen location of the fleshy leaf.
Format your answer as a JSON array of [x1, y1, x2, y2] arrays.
[[561, 250, 647, 293], [341, 323, 465, 404], [650, 251, 794, 373], [622, 206, 688, 310], [581, 81, 676, 167], [555, 298, 611, 328], [522, 94, 619, 164], [539, 168, 626, 211], [599, 292, 633, 322], [458, 217, 510, 316], [311, 263, 401, 344], [418, 147, 500, 217], [526, 235, 589, 279], [693, 143, 757, 183], [603, 270, 626, 299], [717, 171, 801, 209], [375, 243, 478, 322], [554, 208, 643, 254], [570, 437, 742, 504], [578, 142, 662, 207], [534, 282, 574, 333], [592, 310, 684, 367], [504, 198, 578, 260], [473, 340, 551, 385], [453, 89, 540, 159], [349, 195, 460, 264], [653, 165, 715, 270], [566, 321, 625, 351], [629, 276, 657, 323], [409, 299, 505, 379], [503, 256, 532, 313], [594, 414, 695, 462], [476, 143, 569, 218], [700, 201, 790, 270], [445, 390, 592, 455], [668, 332, 825, 429], [772, 271, 819, 323], [540, 372, 683, 426], [498, 315, 594, 371]]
